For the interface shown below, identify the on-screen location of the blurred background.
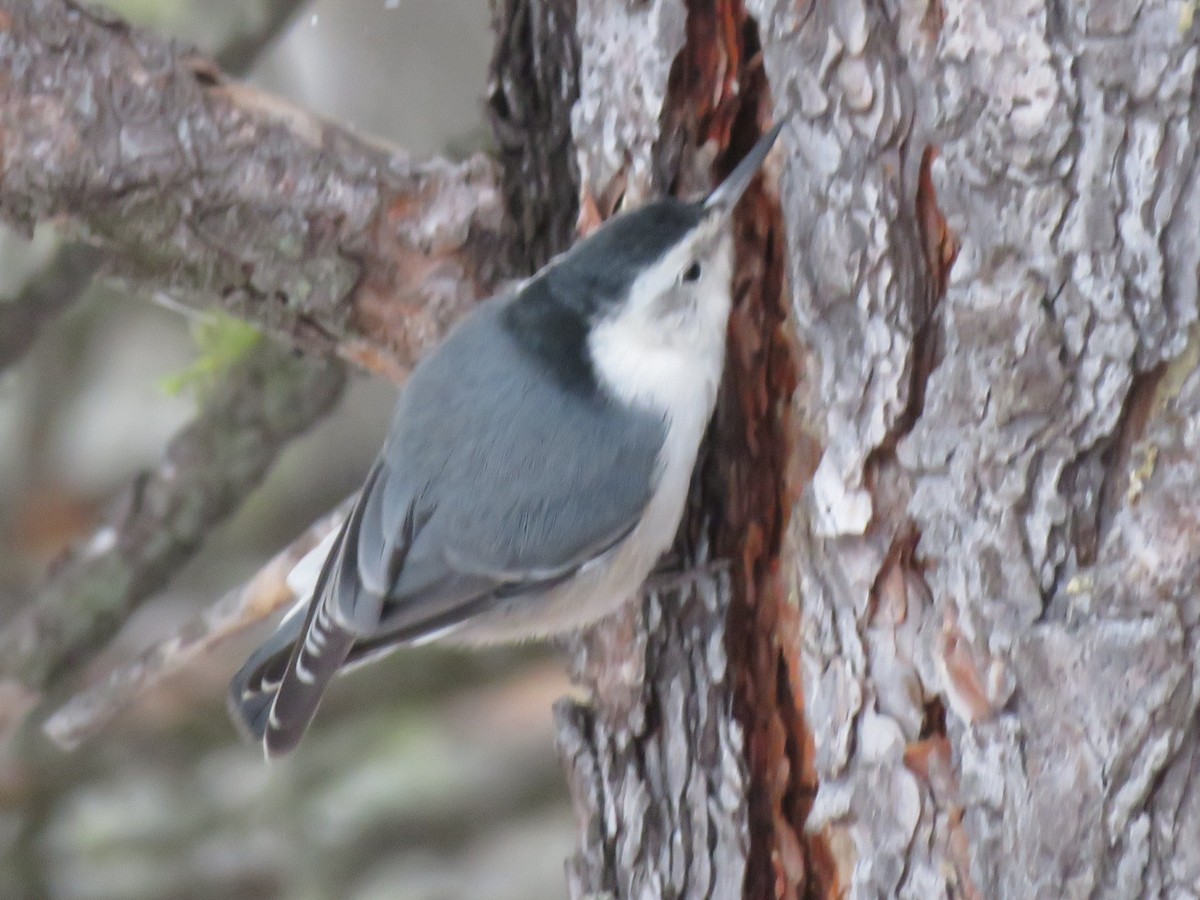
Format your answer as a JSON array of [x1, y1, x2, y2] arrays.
[[0, 1, 575, 897]]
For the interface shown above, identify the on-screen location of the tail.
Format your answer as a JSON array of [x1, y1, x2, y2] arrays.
[[229, 587, 355, 750], [262, 586, 356, 757], [224, 588, 363, 756], [228, 521, 345, 746], [256, 467, 383, 758], [227, 610, 305, 744], [227, 545, 358, 757]]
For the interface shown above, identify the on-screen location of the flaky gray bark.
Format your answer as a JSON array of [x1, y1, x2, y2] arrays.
[[755, 0, 1200, 897], [559, 577, 750, 899], [558, 2, 821, 898], [0, 0, 309, 377]]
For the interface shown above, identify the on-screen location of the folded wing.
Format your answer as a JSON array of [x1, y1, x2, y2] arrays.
[[232, 301, 666, 757]]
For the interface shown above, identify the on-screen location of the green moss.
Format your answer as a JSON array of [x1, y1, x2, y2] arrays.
[[160, 312, 262, 401], [92, 0, 187, 28]]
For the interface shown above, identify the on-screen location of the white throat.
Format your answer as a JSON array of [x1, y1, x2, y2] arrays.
[[586, 228, 734, 585], [587, 232, 733, 424]]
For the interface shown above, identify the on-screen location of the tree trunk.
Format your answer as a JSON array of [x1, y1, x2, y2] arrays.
[[552, 1, 1200, 898]]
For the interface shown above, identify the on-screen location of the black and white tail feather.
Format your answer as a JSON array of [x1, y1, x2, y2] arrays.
[[229, 465, 396, 757]]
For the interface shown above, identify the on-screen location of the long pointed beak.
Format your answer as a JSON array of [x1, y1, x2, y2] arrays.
[[703, 119, 786, 215]]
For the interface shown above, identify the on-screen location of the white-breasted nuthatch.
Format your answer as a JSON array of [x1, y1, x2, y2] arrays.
[[229, 122, 785, 757]]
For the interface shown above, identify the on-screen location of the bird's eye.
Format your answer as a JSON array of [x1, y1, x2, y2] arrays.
[[681, 261, 703, 283]]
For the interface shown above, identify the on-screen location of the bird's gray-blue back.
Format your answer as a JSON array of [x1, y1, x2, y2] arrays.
[[358, 297, 667, 613]]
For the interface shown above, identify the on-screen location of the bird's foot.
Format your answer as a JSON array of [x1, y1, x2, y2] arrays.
[[641, 557, 731, 597]]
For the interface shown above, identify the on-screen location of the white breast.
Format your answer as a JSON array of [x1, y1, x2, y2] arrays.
[[600, 327, 726, 572]]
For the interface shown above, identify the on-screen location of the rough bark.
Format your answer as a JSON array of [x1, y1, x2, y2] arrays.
[[488, 15, 756, 893], [487, 0, 581, 276], [0, 0, 306, 376], [0, 0, 506, 379], [559, 575, 751, 900], [754, 0, 1200, 897], [553, 4, 729, 898]]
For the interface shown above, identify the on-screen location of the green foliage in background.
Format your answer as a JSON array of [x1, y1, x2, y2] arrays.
[[160, 313, 262, 401], [95, 0, 187, 28]]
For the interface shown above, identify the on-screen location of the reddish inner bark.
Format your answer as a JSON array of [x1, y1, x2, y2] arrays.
[[662, 3, 838, 897]]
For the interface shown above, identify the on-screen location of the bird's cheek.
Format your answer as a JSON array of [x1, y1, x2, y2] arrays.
[[649, 291, 692, 326]]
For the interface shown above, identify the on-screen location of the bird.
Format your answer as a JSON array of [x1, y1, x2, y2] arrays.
[[229, 122, 785, 757]]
